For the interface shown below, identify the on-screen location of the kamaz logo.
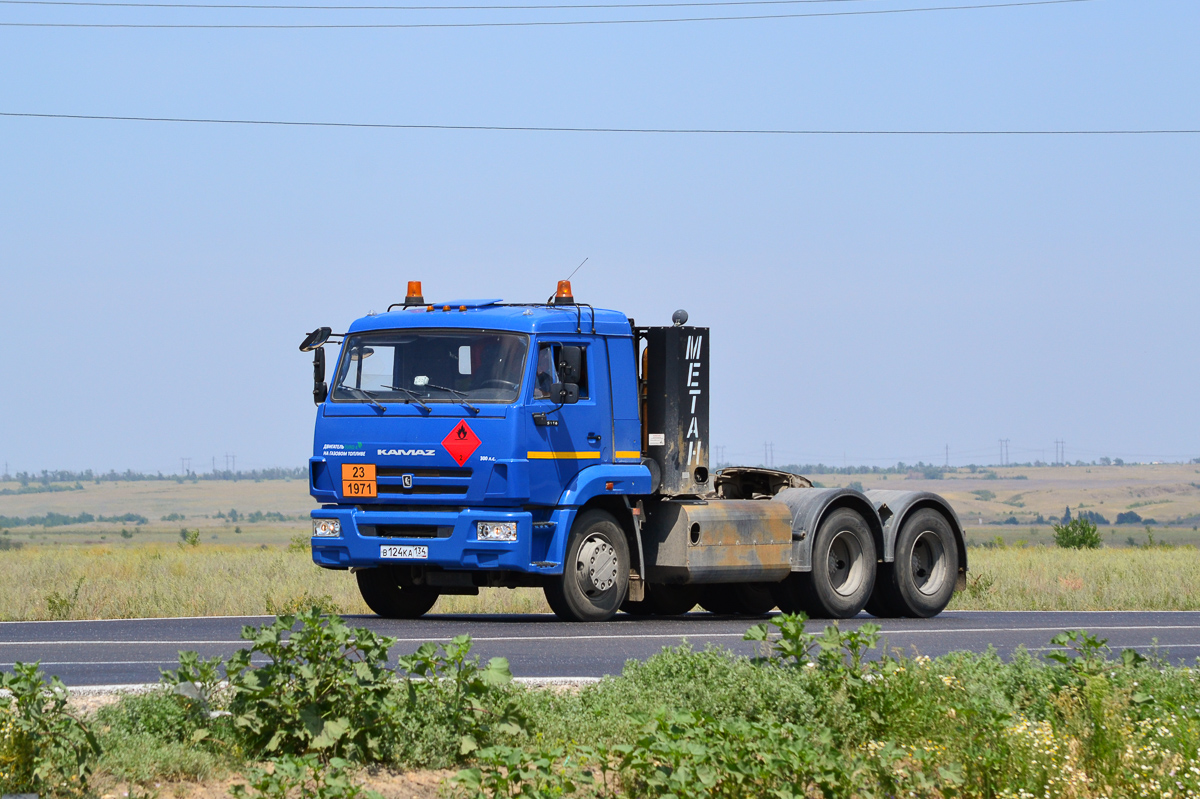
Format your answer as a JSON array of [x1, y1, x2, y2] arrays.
[[377, 448, 436, 456]]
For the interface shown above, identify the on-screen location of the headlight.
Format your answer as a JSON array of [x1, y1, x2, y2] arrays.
[[312, 518, 341, 537], [476, 521, 517, 542]]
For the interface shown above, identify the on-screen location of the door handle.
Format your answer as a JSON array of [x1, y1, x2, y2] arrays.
[[587, 432, 602, 444]]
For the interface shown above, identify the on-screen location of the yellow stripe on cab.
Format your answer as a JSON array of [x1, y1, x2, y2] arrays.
[[527, 451, 602, 460]]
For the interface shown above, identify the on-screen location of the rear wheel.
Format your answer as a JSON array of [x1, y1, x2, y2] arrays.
[[545, 510, 630, 622], [883, 509, 958, 618], [699, 584, 776, 616], [356, 568, 440, 619], [772, 508, 876, 619]]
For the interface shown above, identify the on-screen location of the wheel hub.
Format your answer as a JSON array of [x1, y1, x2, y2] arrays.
[[911, 530, 948, 596], [827, 529, 865, 597], [577, 534, 618, 595]]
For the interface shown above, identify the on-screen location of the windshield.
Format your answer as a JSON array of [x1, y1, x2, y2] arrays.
[[331, 330, 528, 405]]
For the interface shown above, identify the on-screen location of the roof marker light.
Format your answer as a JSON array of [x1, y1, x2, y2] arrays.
[[404, 281, 425, 306], [554, 279, 576, 305]]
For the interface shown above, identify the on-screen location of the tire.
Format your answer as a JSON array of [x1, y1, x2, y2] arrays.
[[884, 509, 959, 618], [355, 568, 440, 619], [698, 586, 742, 615], [699, 584, 775, 616], [622, 584, 698, 616], [864, 563, 903, 618], [647, 584, 699, 616], [731, 584, 777, 616], [772, 508, 876, 619], [544, 510, 630, 622]]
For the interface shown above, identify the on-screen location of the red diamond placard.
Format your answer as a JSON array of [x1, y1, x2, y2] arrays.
[[442, 420, 481, 466]]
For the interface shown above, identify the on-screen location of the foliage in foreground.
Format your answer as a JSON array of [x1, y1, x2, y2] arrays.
[[0, 663, 99, 796], [483, 616, 1200, 799], [7, 609, 1200, 798]]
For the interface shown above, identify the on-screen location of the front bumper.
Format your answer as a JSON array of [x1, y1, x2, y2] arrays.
[[309, 506, 565, 573]]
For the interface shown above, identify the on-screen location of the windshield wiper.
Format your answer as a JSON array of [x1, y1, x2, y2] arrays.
[[419, 383, 479, 414], [382, 384, 432, 412], [337, 384, 387, 413]]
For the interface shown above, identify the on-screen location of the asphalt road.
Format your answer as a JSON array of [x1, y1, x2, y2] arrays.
[[3, 610, 1200, 686]]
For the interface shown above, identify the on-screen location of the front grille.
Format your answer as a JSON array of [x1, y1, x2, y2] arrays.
[[358, 505, 464, 513], [359, 524, 453, 539], [377, 466, 473, 478], [377, 484, 469, 496]]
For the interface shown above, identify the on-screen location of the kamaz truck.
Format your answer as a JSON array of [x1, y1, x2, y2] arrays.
[[301, 280, 966, 622]]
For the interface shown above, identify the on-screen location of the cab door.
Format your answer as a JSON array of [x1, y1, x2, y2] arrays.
[[525, 337, 612, 505]]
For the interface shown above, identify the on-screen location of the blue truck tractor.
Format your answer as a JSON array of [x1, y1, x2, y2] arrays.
[[301, 280, 966, 622]]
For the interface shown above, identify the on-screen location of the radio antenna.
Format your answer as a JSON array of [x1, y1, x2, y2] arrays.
[[566, 257, 588, 281]]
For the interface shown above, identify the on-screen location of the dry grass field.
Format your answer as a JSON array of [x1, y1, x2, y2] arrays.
[[1, 465, 1199, 619]]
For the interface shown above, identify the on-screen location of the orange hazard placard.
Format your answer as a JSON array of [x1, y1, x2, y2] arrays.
[[341, 463, 377, 498]]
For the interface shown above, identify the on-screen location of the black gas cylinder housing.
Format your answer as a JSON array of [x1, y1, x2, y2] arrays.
[[645, 325, 710, 496]]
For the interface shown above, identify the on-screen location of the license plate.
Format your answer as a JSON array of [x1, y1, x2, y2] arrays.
[[342, 463, 377, 498], [380, 544, 428, 560]]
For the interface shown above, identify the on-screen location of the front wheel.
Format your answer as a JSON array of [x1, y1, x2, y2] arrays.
[[356, 568, 440, 619], [545, 510, 630, 622]]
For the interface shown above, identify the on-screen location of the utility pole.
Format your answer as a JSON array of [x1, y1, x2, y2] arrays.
[[945, 444, 949, 468], [764, 442, 768, 467], [769, 442, 774, 468], [1055, 439, 1065, 465], [999, 439, 1010, 467]]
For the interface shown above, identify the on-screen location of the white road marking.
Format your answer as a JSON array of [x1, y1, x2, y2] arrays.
[[0, 609, 1197, 626], [4, 624, 1200, 647]]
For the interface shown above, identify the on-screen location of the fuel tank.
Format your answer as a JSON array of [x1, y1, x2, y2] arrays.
[[642, 499, 793, 584]]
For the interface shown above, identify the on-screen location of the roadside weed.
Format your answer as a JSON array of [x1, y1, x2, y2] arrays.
[[0, 662, 100, 796]]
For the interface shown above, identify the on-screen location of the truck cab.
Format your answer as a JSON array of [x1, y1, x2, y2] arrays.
[[303, 281, 967, 622]]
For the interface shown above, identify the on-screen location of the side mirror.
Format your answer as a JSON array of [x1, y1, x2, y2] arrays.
[[556, 346, 582, 384], [549, 382, 580, 405], [300, 326, 332, 352], [312, 348, 328, 404]]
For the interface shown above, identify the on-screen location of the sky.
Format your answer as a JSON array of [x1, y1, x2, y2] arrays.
[[1, 0, 1198, 474]]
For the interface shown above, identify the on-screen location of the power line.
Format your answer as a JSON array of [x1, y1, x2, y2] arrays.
[[0, 0, 877, 10], [0, 0, 1099, 28], [3, 111, 1195, 136]]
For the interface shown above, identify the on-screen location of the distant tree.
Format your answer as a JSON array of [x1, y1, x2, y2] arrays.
[[1114, 458, 1125, 466], [1116, 511, 1143, 525], [1003, 516, 1020, 525], [847, 481, 864, 492], [1054, 517, 1101, 549], [1062, 506, 1072, 524], [1099, 457, 1112, 466], [1078, 509, 1109, 525]]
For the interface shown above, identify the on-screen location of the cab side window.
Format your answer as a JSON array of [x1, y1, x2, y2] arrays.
[[534, 344, 588, 399]]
